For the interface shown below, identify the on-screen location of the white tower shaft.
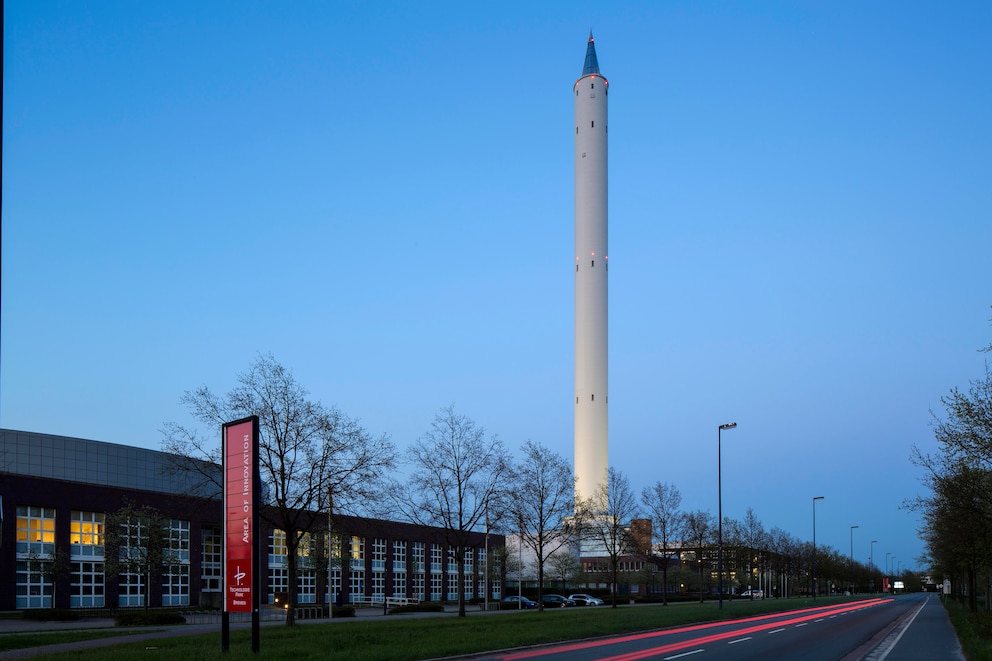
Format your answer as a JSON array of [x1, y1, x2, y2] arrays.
[[574, 35, 608, 505]]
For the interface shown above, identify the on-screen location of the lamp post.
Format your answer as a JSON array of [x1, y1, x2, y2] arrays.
[[717, 422, 737, 610], [849, 525, 858, 595], [870, 540, 877, 593], [812, 496, 824, 600]]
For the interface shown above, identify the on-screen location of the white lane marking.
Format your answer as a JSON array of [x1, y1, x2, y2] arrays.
[[815, 618, 824, 622], [796, 623, 809, 627], [768, 628, 786, 634], [664, 650, 704, 660], [728, 637, 752, 645], [865, 596, 930, 661]]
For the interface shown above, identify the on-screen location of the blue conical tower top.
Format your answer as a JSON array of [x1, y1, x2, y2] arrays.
[[582, 31, 600, 76]]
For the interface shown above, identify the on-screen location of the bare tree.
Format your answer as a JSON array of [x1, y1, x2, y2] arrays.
[[683, 510, 714, 603], [582, 467, 639, 607], [548, 550, 581, 594], [508, 441, 579, 609], [640, 481, 684, 605], [105, 502, 175, 611], [739, 507, 766, 594], [392, 405, 510, 617], [161, 354, 395, 625]]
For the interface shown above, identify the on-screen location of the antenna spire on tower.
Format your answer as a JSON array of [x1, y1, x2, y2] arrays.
[[582, 32, 600, 76]]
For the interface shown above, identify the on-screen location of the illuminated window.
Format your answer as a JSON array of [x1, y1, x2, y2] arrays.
[[15, 506, 56, 557], [70, 511, 105, 556], [351, 536, 365, 570], [269, 529, 288, 567]]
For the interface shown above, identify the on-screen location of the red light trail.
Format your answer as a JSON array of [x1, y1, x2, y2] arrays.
[[498, 599, 892, 661]]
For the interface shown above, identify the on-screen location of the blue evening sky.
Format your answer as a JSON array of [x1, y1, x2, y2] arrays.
[[3, 1, 990, 572]]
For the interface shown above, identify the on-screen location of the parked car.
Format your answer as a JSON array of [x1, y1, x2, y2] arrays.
[[569, 593, 604, 606], [740, 589, 764, 600], [501, 595, 539, 609], [541, 594, 576, 608]]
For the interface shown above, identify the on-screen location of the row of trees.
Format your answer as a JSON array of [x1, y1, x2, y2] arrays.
[[159, 354, 909, 625], [910, 327, 992, 612], [544, 471, 910, 605]]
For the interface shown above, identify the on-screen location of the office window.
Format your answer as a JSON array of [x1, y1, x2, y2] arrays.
[[118, 571, 145, 607], [15, 560, 53, 609], [393, 540, 407, 572], [70, 511, 105, 558], [70, 561, 105, 608], [372, 538, 386, 571], [350, 570, 365, 602], [298, 568, 317, 604], [16, 506, 56, 557], [349, 536, 365, 571], [201, 527, 222, 593]]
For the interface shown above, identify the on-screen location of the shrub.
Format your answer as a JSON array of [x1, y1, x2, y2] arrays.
[[114, 611, 186, 627], [332, 605, 356, 618], [21, 609, 79, 622], [388, 603, 445, 615], [969, 611, 992, 639]]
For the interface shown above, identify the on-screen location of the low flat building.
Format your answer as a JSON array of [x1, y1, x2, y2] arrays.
[[0, 429, 502, 610]]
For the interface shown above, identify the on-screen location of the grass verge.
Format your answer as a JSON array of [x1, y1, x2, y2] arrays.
[[0, 630, 154, 652], [943, 597, 992, 661], [29, 596, 867, 661]]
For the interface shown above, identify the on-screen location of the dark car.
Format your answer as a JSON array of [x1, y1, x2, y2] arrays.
[[541, 594, 576, 608], [501, 595, 538, 609]]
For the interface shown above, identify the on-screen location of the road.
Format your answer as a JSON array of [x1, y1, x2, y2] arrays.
[[476, 594, 963, 661]]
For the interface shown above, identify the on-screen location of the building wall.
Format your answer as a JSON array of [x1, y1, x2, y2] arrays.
[[1, 429, 503, 610]]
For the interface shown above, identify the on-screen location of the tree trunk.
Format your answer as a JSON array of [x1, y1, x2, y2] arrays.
[[286, 538, 299, 626], [537, 556, 546, 611], [968, 566, 977, 613], [457, 550, 466, 617]]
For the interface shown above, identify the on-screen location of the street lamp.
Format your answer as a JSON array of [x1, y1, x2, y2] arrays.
[[812, 496, 824, 600], [870, 540, 878, 594], [717, 422, 737, 610], [849, 525, 858, 595]]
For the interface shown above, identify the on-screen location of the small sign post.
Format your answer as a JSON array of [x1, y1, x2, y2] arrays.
[[222, 416, 260, 653]]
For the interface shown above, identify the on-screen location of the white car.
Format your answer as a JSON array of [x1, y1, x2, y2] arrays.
[[740, 589, 764, 599], [569, 593, 604, 606]]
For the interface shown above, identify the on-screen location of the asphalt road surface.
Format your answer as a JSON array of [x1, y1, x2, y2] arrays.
[[476, 594, 963, 661]]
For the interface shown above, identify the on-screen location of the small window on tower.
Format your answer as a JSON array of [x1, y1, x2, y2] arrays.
[[576, 126, 579, 134], [576, 397, 579, 404], [576, 264, 579, 272], [591, 394, 595, 401], [591, 121, 594, 128], [591, 83, 594, 89], [591, 260, 594, 267]]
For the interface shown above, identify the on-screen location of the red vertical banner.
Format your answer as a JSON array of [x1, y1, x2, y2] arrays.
[[223, 417, 258, 613]]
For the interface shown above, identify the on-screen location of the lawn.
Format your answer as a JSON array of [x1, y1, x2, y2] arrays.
[[943, 597, 992, 661], [23, 597, 868, 661]]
